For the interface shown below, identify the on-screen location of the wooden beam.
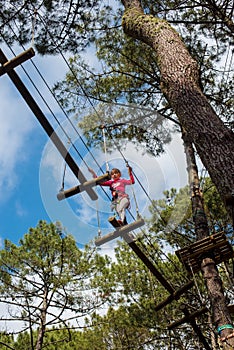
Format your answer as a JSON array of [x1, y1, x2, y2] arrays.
[[127, 239, 175, 294], [155, 280, 194, 311], [168, 307, 208, 329], [57, 173, 110, 200], [0, 48, 35, 76], [94, 218, 145, 246], [0, 48, 97, 201], [168, 307, 211, 350]]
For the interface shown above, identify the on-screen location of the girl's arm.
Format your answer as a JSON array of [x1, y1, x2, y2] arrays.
[[127, 165, 135, 184], [88, 168, 97, 178]]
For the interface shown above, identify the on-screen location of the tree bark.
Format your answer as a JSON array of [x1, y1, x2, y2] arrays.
[[183, 130, 234, 349], [121, 0, 234, 219], [35, 286, 48, 350]]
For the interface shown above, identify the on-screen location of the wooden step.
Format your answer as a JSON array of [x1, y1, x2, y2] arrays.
[[95, 218, 145, 246]]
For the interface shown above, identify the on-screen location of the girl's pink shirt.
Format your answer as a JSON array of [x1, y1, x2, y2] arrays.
[[100, 173, 134, 194]]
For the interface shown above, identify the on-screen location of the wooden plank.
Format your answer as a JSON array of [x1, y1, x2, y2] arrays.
[[0, 48, 35, 76], [177, 232, 229, 258], [57, 173, 110, 200], [95, 218, 145, 246], [178, 232, 227, 256], [0, 49, 98, 201]]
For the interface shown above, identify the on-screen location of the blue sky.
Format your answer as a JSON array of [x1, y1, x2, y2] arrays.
[[0, 43, 189, 249]]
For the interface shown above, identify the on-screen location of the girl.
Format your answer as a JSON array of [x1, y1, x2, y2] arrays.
[[89, 165, 134, 226]]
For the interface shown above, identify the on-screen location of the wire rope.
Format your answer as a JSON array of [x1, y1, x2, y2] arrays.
[[1, 23, 115, 242], [2, 3, 118, 179], [6, 18, 116, 213]]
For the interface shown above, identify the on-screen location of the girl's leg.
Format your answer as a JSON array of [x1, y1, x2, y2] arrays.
[[116, 197, 129, 223]]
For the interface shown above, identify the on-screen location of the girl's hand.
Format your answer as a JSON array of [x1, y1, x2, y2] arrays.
[[126, 164, 132, 172], [88, 167, 96, 178]]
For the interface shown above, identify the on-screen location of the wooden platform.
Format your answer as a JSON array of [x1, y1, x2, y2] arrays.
[[95, 218, 145, 247], [176, 232, 234, 274]]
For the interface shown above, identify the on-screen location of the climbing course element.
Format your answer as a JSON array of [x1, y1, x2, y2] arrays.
[[0, 47, 35, 76], [57, 173, 110, 200], [94, 216, 145, 246], [0, 48, 98, 201]]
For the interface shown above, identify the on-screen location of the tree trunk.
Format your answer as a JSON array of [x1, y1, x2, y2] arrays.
[[183, 130, 234, 349], [121, 0, 234, 219], [35, 286, 48, 350]]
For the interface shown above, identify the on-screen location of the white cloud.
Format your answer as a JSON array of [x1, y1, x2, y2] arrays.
[[0, 78, 35, 200], [15, 200, 28, 217]]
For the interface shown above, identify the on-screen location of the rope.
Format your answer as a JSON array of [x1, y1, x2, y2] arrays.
[[131, 186, 139, 217], [101, 125, 109, 172], [188, 259, 205, 305], [60, 139, 71, 191], [31, 8, 37, 48], [4, 19, 106, 176], [95, 200, 102, 237]]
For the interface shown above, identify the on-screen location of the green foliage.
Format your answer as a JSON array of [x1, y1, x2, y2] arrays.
[[0, 0, 106, 54], [0, 332, 14, 349], [202, 177, 230, 232], [76, 102, 171, 157], [148, 186, 195, 249]]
